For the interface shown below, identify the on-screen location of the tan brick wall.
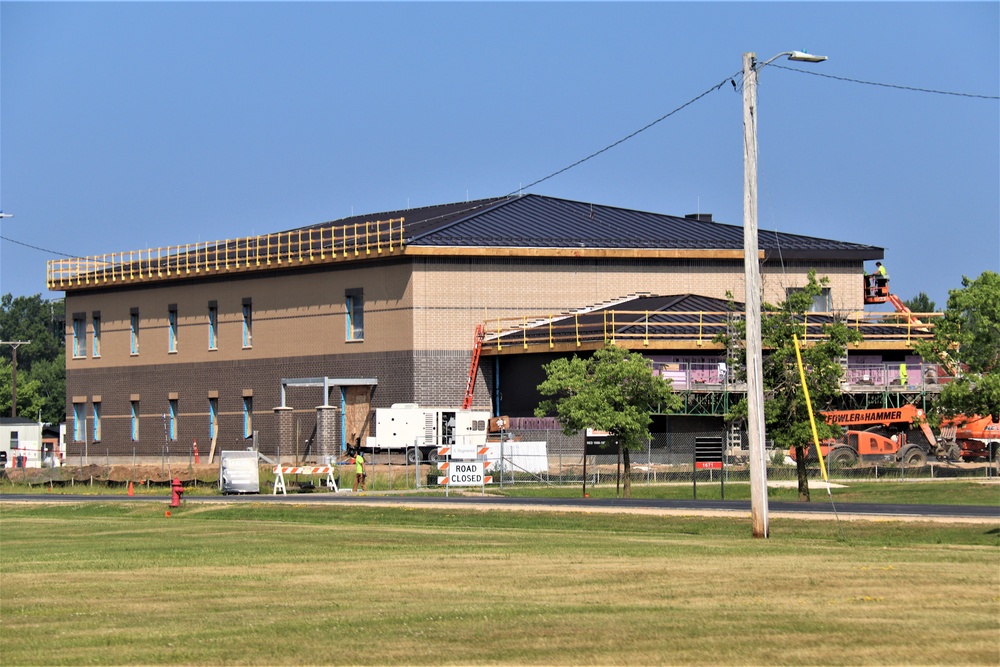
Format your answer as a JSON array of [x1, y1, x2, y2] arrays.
[[413, 258, 864, 350], [66, 261, 415, 370]]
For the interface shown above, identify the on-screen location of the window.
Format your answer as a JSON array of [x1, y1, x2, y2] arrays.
[[92, 402, 101, 442], [130, 308, 140, 355], [92, 312, 101, 357], [168, 304, 178, 353], [73, 403, 84, 442], [209, 398, 218, 440], [346, 289, 364, 341], [243, 396, 253, 439], [242, 298, 253, 348], [131, 401, 140, 441], [208, 301, 218, 350], [72, 313, 86, 358], [786, 287, 832, 313], [169, 399, 178, 441]]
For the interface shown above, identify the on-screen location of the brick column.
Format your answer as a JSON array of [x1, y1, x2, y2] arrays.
[[315, 405, 341, 462], [273, 407, 294, 464]]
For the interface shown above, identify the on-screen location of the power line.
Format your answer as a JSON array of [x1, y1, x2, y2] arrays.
[[0, 235, 74, 258], [772, 63, 999, 100], [509, 71, 742, 197]]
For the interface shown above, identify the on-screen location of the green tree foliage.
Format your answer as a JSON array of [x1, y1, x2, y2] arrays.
[[0, 358, 46, 422], [903, 292, 936, 315], [914, 271, 1000, 421], [721, 271, 862, 501], [535, 344, 682, 497], [0, 294, 66, 424]]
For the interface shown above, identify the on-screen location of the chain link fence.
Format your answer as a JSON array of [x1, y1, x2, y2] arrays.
[[487, 427, 998, 487]]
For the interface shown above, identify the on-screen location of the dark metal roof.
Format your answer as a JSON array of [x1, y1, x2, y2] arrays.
[[299, 194, 882, 261], [401, 195, 881, 260]]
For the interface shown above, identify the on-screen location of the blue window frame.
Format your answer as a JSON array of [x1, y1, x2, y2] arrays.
[[169, 399, 178, 441], [243, 396, 253, 439], [168, 306, 178, 353], [73, 403, 84, 442], [130, 309, 140, 355], [92, 314, 101, 357], [131, 401, 139, 442], [209, 398, 218, 440], [346, 289, 364, 341], [72, 315, 86, 358], [242, 300, 253, 348], [92, 403, 101, 442], [208, 304, 218, 350]]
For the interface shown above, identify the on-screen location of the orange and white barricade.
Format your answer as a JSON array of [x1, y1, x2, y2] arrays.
[[272, 465, 338, 495]]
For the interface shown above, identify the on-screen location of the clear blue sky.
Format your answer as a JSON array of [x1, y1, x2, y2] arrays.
[[1, 2, 997, 310]]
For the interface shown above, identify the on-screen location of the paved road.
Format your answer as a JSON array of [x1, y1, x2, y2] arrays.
[[1, 492, 997, 520]]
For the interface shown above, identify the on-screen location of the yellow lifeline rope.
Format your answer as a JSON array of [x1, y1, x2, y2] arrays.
[[793, 334, 846, 541]]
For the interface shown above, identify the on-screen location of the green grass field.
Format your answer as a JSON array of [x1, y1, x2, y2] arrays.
[[1, 502, 997, 666]]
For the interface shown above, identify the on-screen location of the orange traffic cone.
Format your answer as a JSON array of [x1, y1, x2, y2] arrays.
[[128, 481, 135, 496]]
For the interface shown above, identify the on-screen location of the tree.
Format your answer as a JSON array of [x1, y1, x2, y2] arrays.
[[0, 358, 46, 422], [914, 271, 1000, 421], [534, 344, 682, 498], [0, 294, 66, 424], [0, 294, 64, 371], [903, 292, 936, 315], [721, 271, 862, 501]]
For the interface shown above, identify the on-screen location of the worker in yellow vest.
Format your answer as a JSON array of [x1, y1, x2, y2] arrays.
[[899, 363, 908, 387], [352, 450, 366, 492]]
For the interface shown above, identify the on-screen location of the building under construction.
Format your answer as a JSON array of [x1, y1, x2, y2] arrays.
[[49, 194, 939, 461]]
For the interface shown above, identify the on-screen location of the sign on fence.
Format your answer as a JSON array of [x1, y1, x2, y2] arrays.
[[584, 428, 619, 455], [437, 460, 493, 486]]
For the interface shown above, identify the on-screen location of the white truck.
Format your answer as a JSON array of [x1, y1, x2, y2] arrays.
[[366, 404, 491, 463]]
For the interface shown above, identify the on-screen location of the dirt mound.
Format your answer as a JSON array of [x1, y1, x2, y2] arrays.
[[3, 464, 221, 485]]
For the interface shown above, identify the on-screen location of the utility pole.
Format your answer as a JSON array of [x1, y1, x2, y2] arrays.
[[742, 49, 828, 539], [1, 341, 32, 418], [742, 52, 769, 538]]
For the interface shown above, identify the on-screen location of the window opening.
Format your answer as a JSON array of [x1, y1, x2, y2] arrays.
[[93, 402, 101, 442], [72, 314, 86, 358], [242, 299, 253, 348], [209, 398, 218, 440], [168, 305, 178, 353], [243, 396, 253, 439], [208, 303, 218, 350], [346, 289, 364, 341], [92, 313, 101, 357], [169, 399, 178, 441], [130, 308, 140, 355], [131, 401, 139, 441]]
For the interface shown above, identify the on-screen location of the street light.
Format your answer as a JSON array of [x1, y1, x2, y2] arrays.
[[743, 50, 827, 538]]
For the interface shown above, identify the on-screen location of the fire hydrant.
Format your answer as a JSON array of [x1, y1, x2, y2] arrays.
[[170, 478, 185, 507]]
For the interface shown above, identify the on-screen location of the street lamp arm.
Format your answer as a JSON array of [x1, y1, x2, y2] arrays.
[[755, 50, 828, 73]]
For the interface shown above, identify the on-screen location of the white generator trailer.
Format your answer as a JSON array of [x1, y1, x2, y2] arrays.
[[367, 404, 491, 463]]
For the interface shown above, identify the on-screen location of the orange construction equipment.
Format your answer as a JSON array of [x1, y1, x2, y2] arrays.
[[863, 273, 890, 305], [792, 404, 961, 467], [462, 324, 485, 410], [941, 415, 1000, 462]]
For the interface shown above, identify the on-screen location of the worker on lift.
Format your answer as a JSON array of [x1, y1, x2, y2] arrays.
[[867, 261, 889, 299]]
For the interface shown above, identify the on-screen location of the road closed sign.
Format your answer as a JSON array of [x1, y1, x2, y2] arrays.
[[438, 460, 492, 486]]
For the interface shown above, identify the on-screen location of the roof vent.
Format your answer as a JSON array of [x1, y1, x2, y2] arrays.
[[685, 213, 713, 222]]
